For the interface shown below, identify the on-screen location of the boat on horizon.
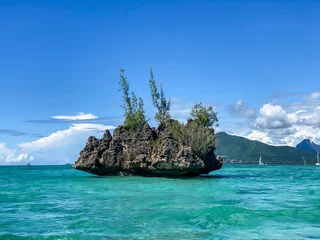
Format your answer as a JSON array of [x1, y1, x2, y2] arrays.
[[259, 155, 266, 165], [316, 151, 320, 166]]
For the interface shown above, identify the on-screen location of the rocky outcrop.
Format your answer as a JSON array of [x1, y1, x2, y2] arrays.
[[73, 120, 223, 177]]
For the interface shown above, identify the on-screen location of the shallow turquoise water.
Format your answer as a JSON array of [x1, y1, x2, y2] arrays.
[[0, 165, 319, 240]]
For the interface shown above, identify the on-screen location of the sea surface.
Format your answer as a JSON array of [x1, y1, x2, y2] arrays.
[[0, 165, 319, 240]]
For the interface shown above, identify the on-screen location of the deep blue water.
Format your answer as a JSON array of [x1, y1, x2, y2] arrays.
[[0, 165, 319, 239]]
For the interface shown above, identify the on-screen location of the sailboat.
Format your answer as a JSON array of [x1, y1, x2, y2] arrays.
[[259, 155, 265, 165], [26, 159, 31, 166], [316, 151, 320, 166], [302, 157, 306, 165]]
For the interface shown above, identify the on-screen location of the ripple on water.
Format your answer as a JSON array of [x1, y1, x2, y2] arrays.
[[0, 165, 320, 240]]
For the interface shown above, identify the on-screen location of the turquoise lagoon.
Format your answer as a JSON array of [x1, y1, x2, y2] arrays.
[[0, 165, 319, 239]]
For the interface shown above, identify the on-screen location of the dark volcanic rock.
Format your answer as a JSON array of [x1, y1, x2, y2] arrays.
[[73, 121, 223, 177]]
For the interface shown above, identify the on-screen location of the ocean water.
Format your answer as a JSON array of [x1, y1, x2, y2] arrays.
[[0, 165, 319, 240]]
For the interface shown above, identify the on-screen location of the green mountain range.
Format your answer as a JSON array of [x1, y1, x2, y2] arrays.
[[215, 132, 318, 164]]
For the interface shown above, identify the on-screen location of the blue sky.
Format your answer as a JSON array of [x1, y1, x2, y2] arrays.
[[0, 0, 319, 164]]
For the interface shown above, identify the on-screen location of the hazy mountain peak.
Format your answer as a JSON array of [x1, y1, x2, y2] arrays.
[[296, 139, 319, 153]]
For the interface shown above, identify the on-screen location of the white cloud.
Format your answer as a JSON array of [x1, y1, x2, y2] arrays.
[[0, 143, 33, 164], [260, 103, 285, 117], [280, 126, 320, 146], [302, 106, 320, 127], [227, 100, 256, 118], [0, 106, 119, 165], [171, 90, 319, 147], [0, 122, 116, 165], [52, 112, 98, 121], [19, 123, 115, 153], [227, 89, 320, 146], [255, 103, 300, 129], [295, 109, 307, 114], [16, 153, 29, 162], [246, 130, 273, 145], [0, 142, 14, 156], [17, 123, 115, 165], [310, 92, 320, 100], [287, 113, 300, 124]]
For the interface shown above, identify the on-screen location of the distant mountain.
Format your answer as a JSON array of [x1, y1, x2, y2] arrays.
[[215, 132, 317, 164], [296, 139, 320, 154]]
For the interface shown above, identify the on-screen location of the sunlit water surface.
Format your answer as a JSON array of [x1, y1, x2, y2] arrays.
[[0, 165, 319, 239]]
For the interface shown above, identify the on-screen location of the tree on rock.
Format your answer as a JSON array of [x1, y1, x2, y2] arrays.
[[149, 68, 171, 125], [191, 103, 218, 128], [119, 69, 146, 129]]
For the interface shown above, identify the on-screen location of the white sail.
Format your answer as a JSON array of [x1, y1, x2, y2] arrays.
[[259, 155, 264, 165], [316, 151, 320, 166]]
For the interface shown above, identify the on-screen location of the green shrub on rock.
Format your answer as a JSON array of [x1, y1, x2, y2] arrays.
[[149, 68, 171, 125], [119, 69, 147, 130], [191, 103, 218, 128], [170, 120, 217, 157], [118, 68, 218, 157]]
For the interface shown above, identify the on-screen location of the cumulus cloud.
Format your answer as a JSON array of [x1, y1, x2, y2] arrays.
[[0, 121, 116, 165], [301, 106, 320, 127], [16, 153, 29, 161], [229, 89, 320, 146], [246, 130, 273, 145], [243, 103, 320, 146], [0, 105, 120, 165], [0, 143, 34, 164], [280, 126, 320, 146], [227, 100, 256, 118], [0, 142, 15, 157], [255, 103, 300, 129], [19, 123, 115, 153], [261, 126, 319, 147], [16, 123, 115, 165], [52, 112, 98, 121]]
